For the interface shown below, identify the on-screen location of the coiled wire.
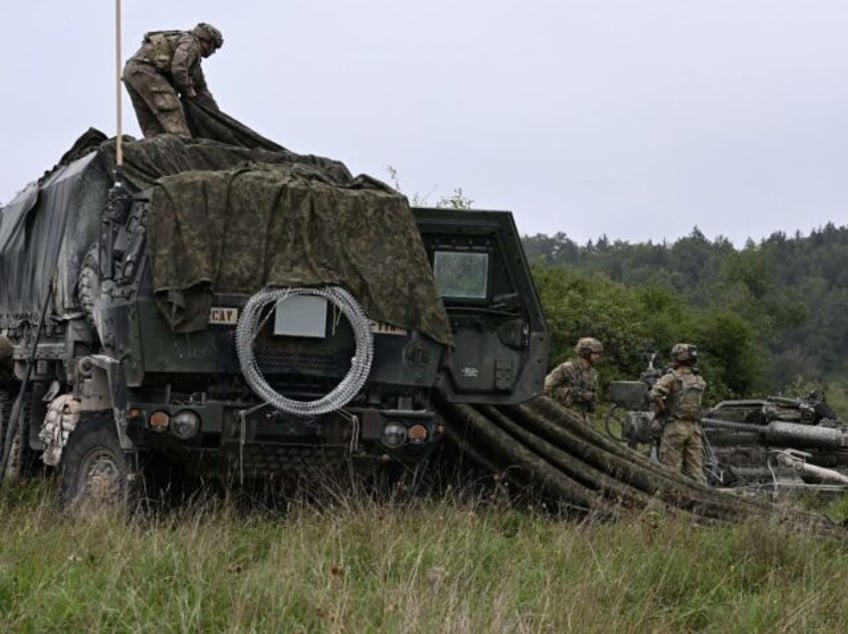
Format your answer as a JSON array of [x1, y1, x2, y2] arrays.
[[235, 286, 374, 416]]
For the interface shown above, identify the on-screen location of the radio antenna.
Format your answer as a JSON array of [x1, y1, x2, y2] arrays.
[[114, 0, 124, 172]]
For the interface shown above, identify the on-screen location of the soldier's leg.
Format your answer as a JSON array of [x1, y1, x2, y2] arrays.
[[658, 421, 685, 473], [124, 80, 165, 137], [682, 425, 706, 484], [151, 86, 192, 137], [123, 65, 191, 137]]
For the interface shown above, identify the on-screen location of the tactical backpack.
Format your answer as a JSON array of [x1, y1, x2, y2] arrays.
[[143, 30, 184, 72], [670, 370, 705, 420]]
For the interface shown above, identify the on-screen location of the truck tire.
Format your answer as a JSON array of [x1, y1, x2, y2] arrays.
[[59, 414, 133, 513]]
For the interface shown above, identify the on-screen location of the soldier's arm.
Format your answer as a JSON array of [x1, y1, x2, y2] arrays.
[[564, 366, 594, 407], [650, 373, 672, 415], [544, 364, 566, 395], [584, 369, 600, 411], [545, 364, 575, 404], [170, 36, 200, 97], [192, 66, 219, 110]]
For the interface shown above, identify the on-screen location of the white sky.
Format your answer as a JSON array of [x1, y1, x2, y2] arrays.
[[2, 1, 847, 245]]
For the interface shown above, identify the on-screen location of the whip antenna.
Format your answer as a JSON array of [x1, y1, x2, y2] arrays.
[[114, 0, 123, 171]]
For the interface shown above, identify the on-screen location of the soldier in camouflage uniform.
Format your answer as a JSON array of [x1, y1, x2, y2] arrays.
[[123, 22, 224, 138], [544, 337, 603, 419], [650, 343, 707, 483]]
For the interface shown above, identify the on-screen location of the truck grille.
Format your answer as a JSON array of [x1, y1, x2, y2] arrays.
[[223, 442, 349, 477]]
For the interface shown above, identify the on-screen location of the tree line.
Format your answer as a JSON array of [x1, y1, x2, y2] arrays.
[[522, 223, 848, 408]]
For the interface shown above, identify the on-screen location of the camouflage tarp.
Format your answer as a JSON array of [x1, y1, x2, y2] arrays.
[[0, 152, 110, 325], [149, 162, 453, 346], [182, 99, 287, 152], [2, 105, 452, 346], [98, 133, 353, 191]]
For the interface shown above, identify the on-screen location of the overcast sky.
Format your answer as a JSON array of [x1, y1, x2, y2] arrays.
[[2, 1, 847, 246]]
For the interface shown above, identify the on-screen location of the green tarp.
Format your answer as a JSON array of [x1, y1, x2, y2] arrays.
[[3, 103, 453, 347], [100, 102, 452, 345], [149, 163, 453, 345]]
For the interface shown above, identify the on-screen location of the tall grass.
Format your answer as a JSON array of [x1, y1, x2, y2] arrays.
[[0, 482, 846, 632]]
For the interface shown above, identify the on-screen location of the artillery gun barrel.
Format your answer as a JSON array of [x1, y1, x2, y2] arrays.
[[775, 451, 848, 485], [701, 417, 848, 450], [765, 421, 848, 450]]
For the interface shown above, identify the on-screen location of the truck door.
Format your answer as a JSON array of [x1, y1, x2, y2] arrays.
[[413, 208, 549, 405]]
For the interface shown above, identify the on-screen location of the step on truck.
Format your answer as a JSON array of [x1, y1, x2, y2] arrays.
[[0, 131, 548, 509]]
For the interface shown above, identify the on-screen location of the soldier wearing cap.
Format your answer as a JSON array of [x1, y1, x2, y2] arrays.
[[123, 22, 224, 138], [650, 343, 707, 483], [544, 336, 603, 420]]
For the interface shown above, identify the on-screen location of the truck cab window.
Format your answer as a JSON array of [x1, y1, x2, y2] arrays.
[[433, 251, 489, 300]]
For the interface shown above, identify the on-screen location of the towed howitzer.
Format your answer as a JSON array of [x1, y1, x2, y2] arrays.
[[605, 358, 848, 489], [703, 393, 848, 488]]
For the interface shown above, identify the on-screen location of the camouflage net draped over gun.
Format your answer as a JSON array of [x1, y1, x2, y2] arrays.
[[437, 393, 832, 528]]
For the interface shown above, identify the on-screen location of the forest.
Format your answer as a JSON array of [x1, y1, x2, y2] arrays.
[[521, 222, 848, 409]]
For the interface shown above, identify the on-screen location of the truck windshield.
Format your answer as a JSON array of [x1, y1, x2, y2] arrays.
[[433, 250, 489, 299]]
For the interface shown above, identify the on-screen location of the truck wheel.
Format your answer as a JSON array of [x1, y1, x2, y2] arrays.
[[59, 415, 132, 513]]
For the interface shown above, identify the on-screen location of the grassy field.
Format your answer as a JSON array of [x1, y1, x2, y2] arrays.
[[0, 482, 847, 633]]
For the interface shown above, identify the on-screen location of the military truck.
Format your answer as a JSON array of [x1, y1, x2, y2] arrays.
[[0, 130, 548, 510]]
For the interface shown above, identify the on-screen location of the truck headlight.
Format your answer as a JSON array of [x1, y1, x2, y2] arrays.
[[171, 410, 200, 439], [381, 422, 407, 448], [408, 424, 429, 445]]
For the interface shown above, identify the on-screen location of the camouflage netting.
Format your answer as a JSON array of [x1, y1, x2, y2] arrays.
[[148, 163, 452, 343], [92, 102, 453, 344], [98, 130, 353, 192], [1, 101, 451, 343], [438, 394, 834, 529]]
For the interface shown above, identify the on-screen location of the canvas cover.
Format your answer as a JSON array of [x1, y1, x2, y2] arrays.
[[0, 152, 110, 325], [0, 102, 452, 345], [149, 164, 452, 344]]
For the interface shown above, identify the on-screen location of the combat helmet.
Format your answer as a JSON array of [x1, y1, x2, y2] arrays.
[[193, 22, 224, 50], [575, 336, 604, 359], [671, 343, 698, 365]]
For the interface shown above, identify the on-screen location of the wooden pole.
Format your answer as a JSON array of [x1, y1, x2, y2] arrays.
[[115, 0, 123, 169]]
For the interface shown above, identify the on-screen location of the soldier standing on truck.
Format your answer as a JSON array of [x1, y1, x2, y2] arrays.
[[123, 22, 224, 138], [650, 343, 707, 483], [544, 337, 603, 420]]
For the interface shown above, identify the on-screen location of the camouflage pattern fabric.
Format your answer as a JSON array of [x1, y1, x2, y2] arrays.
[[182, 99, 287, 151], [543, 359, 599, 415], [149, 163, 453, 346], [123, 30, 216, 138], [650, 367, 706, 422], [658, 420, 705, 483], [99, 134, 353, 191], [19, 107, 449, 344], [651, 366, 708, 482], [123, 62, 192, 137]]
